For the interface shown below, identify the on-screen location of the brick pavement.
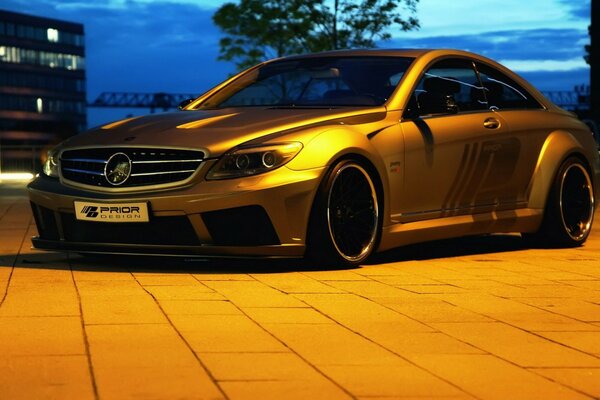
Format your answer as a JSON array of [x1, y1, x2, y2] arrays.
[[1, 182, 599, 399]]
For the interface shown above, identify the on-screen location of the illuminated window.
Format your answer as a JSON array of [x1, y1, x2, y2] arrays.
[[0, 46, 84, 70], [36, 98, 43, 113], [47, 28, 59, 42]]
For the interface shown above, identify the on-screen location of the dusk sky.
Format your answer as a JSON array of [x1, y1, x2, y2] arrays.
[[1, 0, 592, 126]]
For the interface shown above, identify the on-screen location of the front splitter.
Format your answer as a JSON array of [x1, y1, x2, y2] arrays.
[[31, 237, 305, 259]]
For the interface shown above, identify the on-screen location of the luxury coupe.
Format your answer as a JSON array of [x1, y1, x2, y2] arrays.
[[28, 49, 599, 266]]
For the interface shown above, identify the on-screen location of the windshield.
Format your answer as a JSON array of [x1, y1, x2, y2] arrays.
[[196, 56, 414, 109]]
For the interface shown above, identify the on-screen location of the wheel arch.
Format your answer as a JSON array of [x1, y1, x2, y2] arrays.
[[288, 127, 391, 228], [527, 130, 597, 211]]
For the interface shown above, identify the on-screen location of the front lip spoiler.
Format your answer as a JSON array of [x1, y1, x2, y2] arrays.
[[31, 237, 305, 259]]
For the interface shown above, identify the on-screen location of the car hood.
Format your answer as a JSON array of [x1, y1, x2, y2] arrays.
[[62, 107, 387, 157]]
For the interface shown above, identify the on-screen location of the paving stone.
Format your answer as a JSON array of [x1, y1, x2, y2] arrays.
[[295, 293, 433, 332], [368, 273, 445, 285], [301, 270, 370, 281], [204, 280, 306, 307], [193, 273, 255, 281], [431, 293, 599, 331], [321, 363, 467, 398], [199, 352, 325, 381], [326, 280, 423, 299], [159, 300, 242, 315], [242, 306, 334, 324], [262, 323, 401, 366], [251, 272, 344, 293], [0, 282, 80, 316], [2, 190, 600, 399], [384, 298, 493, 323], [0, 316, 85, 356], [412, 354, 591, 400], [76, 280, 167, 325], [87, 323, 223, 399], [170, 314, 289, 353], [220, 380, 351, 400], [432, 322, 600, 367], [535, 331, 600, 355], [0, 355, 94, 400], [144, 284, 223, 300], [134, 272, 200, 286], [394, 284, 468, 294], [514, 298, 600, 323], [8, 264, 73, 285], [531, 368, 600, 398]]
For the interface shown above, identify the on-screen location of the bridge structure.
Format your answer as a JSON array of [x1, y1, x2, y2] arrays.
[[89, 90, 591, 112], [89, 92, 199, 113]]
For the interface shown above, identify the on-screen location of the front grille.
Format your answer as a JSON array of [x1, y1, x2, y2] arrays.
[[60, 213, 201, 245], [60, 147, 204, 188]]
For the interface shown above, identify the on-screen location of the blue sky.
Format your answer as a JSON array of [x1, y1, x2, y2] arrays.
[[1, 0, 591, 126]]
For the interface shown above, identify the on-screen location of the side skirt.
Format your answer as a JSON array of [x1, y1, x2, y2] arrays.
[[378, 208, 543, 252]]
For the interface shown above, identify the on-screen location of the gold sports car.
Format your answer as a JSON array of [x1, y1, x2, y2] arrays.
[[28, 49, 599, 266]]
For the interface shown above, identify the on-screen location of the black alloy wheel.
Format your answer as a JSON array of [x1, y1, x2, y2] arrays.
[[558, 162, 594, 242], [529, 157, 595, 247], [307, 159, 380, 266]]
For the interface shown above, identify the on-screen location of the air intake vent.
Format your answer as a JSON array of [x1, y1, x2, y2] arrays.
[[60, 147, 204, 188]]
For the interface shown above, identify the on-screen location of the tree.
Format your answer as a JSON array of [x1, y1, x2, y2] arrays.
[[213, 0, 419, 70]]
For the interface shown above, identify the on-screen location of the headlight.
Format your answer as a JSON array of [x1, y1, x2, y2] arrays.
[[206, 142, 303, 180], [42, 149, 59, 178]]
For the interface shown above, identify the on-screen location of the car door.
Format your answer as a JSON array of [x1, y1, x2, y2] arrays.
[[474, 62, 552, 207], [398, 58, 517, 222]]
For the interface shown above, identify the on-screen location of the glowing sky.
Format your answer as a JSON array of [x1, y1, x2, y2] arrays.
[[0, 0, 591, 126]]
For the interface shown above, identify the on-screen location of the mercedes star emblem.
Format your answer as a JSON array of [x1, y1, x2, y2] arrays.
[[104, 152, 132, 185]]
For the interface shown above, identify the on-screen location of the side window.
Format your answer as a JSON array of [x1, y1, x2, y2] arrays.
[[475, 63, 542, 110], [413, 58, 487, 116]]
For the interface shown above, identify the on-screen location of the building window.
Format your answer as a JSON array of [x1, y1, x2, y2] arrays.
[[0, 94, 85, 115], [0, 46, 85, 70], [0, 20, 83, 46], [47, 28, 59, 42]]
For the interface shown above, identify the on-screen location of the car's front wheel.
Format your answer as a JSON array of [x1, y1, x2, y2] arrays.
[[307, 159, 381, 267], [529, 157, 595, 247]]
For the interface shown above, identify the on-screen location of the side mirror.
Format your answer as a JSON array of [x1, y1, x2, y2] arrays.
[[178, 98, 194, 110], [402, 95, 420, 120]]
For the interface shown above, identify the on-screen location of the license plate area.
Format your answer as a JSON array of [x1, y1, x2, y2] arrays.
[[74, 201, 150, 223]]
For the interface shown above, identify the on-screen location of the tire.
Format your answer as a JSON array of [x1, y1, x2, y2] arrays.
[[530, 157, 595, 247], [306, 159, 381, 267]]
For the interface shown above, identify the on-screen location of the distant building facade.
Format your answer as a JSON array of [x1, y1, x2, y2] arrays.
[[0, 9, 85, 171]]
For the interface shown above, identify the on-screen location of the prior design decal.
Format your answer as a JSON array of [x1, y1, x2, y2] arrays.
[[74, 201, 149, 222]]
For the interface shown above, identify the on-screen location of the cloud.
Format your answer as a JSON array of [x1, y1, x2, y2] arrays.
[[519, 68, 589, 91], [499, 58, 588, 72], [1, 1, 234, 89], [557, 0, 590, 20], [387, 28, 588, 65], [1, 0, 237, 125], [1, 0, 591, 123]]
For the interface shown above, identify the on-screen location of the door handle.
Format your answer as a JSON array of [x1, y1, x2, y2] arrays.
[[483, 118, 500, 129]]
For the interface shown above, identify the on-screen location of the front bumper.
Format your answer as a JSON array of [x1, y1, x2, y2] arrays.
[[28, 165, 325, 258]]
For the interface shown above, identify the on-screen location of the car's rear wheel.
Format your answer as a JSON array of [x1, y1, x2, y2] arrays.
[[528, 157, 595, 247], [307, 160, 381, 267]]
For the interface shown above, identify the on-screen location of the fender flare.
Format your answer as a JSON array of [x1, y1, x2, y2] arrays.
[[527, 130, 593, 210], [287, 127, 392, 227]]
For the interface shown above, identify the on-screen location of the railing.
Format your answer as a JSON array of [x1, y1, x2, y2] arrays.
[[541, 91, 590, 110], [0, 145, 46, 176]]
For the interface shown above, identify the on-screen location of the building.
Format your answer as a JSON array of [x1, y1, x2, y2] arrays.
[[0, 9, 85, 173]]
